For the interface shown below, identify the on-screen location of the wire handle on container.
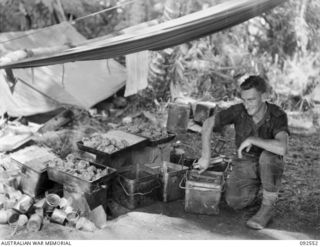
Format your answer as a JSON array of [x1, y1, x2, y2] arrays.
[[178, 173, 187, 190], [178, 154, 185, 170], [117, 178, 161, 196], [179, 170, 225, 191]]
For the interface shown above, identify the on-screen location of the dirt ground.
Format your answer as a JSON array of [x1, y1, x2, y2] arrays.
[[0, 199, 318, 240]]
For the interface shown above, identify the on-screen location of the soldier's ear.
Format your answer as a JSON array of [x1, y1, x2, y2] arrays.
[[261, 92, 268, 102]]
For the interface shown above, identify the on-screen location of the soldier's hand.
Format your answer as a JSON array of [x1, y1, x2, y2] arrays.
[[195, 157, 210, 174], [238, 138, 252, 158]]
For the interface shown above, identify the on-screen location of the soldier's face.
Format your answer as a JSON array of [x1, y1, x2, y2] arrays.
[[240, 88, 264, 116]]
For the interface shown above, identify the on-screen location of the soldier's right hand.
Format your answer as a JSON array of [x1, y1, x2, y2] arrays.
[[195, 157, 210, 174]]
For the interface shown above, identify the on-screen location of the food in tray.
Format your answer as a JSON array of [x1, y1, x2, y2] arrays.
[[81, 133, 130, 153], [140, 128, 168, 140], [47, 155, 109, 182], [120, 121, 169, 141]]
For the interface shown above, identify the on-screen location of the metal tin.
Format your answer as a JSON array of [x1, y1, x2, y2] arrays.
[[184, 170, 225, 215], [66, 210, 80, 227], [8, 213, 20, 229], [0, 209, 14, 224], [112, 164, 161, 210], [27, 213, 43, 232], [4, 198, 16, 210], [166, 103, 190, 134], [161, 162, 188, 202], [13, 194, 34, 214], [17, 214, 28, 228], [64, 206, 74, 215], [43, 194, 60, 214], [58, 198, 68, 210], [50, 208, 67, 225], [8, 190, 23, 201]]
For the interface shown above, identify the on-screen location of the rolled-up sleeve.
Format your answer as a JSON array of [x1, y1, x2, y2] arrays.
[[212, 104, 240, 132], [272, 113, 290, 137]]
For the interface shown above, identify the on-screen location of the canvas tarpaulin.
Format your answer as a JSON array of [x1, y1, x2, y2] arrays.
[[0, 0, 285, 70], [122, 22, 157, 97], [0, 22, 126, 117]]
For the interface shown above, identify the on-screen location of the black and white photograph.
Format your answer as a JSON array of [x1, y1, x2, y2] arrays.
[[0, 0, 319, 244]]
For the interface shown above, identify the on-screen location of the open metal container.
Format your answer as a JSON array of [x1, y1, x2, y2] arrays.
[[182, 161, 230, 215], [10, 155, 57, 197], [112, 164, 161, 210], [47, 161, 117, 194], [48, 160, 117, 220], [77, 130, 148, 160]]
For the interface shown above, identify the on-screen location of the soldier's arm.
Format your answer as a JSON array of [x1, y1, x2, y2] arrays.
[[238, 131, 288, 157], [198, 115, 216, 173]]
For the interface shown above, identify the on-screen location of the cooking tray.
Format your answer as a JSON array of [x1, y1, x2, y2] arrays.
[[77, 130, 148, 158]]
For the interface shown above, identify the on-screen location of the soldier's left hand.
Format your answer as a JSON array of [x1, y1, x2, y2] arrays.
[[238, 138, 253, 158]]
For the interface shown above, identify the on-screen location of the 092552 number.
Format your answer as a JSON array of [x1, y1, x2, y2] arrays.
[[300, 241, 318, 246]]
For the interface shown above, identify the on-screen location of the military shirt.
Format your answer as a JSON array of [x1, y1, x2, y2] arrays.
[[213, 102, 289, 156]]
